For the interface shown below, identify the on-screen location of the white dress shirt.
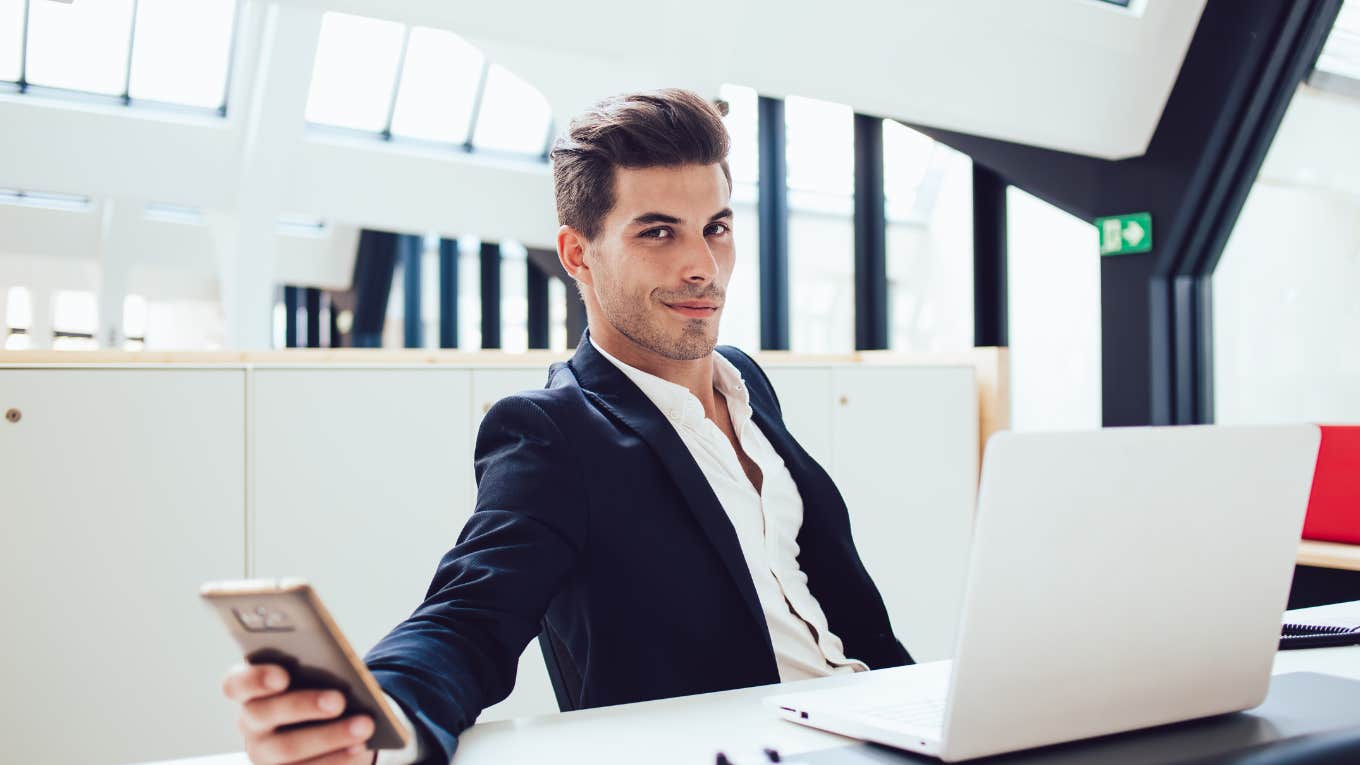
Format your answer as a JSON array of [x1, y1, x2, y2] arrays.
[[377, 340, 865, 764]]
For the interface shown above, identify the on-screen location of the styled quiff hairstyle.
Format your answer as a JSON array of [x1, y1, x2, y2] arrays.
[[550, 88, 732, 241]]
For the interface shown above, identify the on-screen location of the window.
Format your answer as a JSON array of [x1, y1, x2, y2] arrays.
[[0, 0, 23, 84], [389, 27, 483, 144], [884, 121, 974, 354], [127, 0, 237, 109], [717, 83, 760, 351], [1312, 2, 1360, 94], [306, 12, 553, 159], [1006, 187, 1102, 431], [786, 95, 854, 353], [3, 0, 239, 111], [51, 289, 97, 350], [304, 13, 405, 132], [471, 64, 551, 155], [4, 285, 33, 351]]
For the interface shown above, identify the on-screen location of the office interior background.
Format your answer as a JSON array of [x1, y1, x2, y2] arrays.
[[2, 1, 1359, 764]]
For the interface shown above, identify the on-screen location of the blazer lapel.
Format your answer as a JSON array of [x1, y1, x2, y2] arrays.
[[566, 334, 770, 646]]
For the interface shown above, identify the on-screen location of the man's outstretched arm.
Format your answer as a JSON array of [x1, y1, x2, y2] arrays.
[[363, 394, 589, 764]]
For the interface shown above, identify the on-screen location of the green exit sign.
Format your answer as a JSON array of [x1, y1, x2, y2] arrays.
[[1096, 212, 1152, 256]]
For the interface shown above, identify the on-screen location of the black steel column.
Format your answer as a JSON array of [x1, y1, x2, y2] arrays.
[[400, 234, 423, 348], [304, 287, 321, 348], [283, 286, 299, 348], [972, 164, 1009, 347], [757, 95, 790, 350], [327, 293, 341, 347], [527, 259, 550, 349], [853, 113, 888, 350], [905, 0, 1342, 425], [351, 229, 400, 348], [480, 241, 501, 349], [438, 237, 459, 348]]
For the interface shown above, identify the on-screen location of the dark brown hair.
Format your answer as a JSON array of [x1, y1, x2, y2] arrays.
[[549, 88, 732, 241]]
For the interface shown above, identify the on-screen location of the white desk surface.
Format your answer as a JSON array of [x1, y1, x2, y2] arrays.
[[136, 601, 1360, 765]]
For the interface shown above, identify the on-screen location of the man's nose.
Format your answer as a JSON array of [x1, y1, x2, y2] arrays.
[[680, 237, 719, 284]]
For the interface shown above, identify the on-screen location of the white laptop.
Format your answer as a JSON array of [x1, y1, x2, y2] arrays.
[[767, 425, 1321, 762]]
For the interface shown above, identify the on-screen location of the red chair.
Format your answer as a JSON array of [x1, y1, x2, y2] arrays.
[[1302, 426, 1360, 545]]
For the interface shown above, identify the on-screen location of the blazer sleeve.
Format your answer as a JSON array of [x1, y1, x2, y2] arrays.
[[364, 393, 588, 765]]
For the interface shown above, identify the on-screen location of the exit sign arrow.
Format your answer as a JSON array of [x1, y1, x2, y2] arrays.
[[1096, 212, 1153, 256]]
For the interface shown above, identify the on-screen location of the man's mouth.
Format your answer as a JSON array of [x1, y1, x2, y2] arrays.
[[662, 301, 721, 318]]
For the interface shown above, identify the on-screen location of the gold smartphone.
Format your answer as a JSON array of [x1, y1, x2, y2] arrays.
[[200, 578, 409, 751]]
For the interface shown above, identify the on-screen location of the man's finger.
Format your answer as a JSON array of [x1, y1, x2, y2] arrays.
[[240, 689, 348, 733], [250, 715, 374, 765], [290, 744, 375, 765], [222, 662, 290, 703]]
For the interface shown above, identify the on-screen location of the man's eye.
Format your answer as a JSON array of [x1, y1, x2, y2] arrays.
[[706, 222, 731, 236], [640, 227, 672, 239]]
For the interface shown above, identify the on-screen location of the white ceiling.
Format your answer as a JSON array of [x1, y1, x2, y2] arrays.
[[281, 0, 1208, 160]]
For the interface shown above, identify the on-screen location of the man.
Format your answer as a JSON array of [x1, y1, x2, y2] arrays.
[[221, 89, 910, 765]]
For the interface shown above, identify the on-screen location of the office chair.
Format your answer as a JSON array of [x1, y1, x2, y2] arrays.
[[538, 620, 581, 712]]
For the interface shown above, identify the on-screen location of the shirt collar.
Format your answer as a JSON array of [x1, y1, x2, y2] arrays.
[[589, 336, 751, 430]]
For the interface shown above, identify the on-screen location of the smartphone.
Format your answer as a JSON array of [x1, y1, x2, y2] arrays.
[[200, 578, 409, 751]]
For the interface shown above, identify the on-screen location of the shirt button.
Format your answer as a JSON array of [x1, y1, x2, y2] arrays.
[[668, 409, 681, 421]]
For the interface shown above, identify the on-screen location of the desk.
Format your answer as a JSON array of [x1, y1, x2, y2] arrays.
[[134, 601, 1360, 765], [1297, 540, 1360, 571]]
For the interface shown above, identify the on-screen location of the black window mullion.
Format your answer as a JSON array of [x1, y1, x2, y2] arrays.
[[381, 26, 411, 140], [217, 0, 244, 116], [17, 0, 30, 91], [463, 59, 490, 150], [122, 0, 140, 104]]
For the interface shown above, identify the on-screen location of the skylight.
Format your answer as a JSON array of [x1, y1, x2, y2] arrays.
[[0, 0, 239, 111], [305, 12, 554, 159]]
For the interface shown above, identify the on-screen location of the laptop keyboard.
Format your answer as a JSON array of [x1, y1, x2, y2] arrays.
[[852, 697, 947, 731]]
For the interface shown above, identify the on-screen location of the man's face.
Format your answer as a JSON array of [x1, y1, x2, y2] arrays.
[[581, 163, 734, 361]]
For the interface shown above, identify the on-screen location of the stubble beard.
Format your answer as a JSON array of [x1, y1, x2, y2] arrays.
[[597, 279, 721, 361]]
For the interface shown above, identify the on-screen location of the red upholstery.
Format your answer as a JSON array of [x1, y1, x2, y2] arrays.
[[1302, 425, 1360, 544]]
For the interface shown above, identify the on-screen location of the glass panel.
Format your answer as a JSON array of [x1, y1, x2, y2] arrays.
[[785, 95, 853, 195], [886, 143, 973, 354], [883, 121, 935, 215], [1315, 3, 1360, 79], [788, 208, 854, 353], [5, 285, 32, 329], [717, 183, 760, 351], [472, 64, 552, 155], [720, 83, 759, 186], [1005, 187, 1101, 431], [390, 26, 483, 144], [500, 240, 528, 352], [549, 278, 566, 351], [52, 289, 97, 335], [26, 0, 136, 95], [0, 0, 23, 82], [127, 0, 236, 108], [123, 294, 148, 338], [304, 13, 405, 132], [457, 235, 482, 349]]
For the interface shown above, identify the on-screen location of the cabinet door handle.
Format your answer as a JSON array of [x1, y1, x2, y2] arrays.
[[5, 408, 20, 424]]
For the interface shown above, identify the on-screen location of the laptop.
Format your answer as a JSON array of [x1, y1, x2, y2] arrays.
[[767, 425, 1321, 762]]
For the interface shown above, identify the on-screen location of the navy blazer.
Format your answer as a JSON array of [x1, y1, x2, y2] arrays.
[[364, 335, 911, 763]]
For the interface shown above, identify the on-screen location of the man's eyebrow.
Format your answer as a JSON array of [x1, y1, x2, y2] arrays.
[[629, 212, 682, 226], [627, 208, 733, 227]]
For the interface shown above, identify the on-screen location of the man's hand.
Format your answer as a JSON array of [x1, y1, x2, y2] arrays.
[[222, 662, 377, 765]]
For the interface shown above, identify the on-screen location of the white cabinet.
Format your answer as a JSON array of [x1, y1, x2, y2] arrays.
[[0, 369, 246, 765], [251, 368, 474, 657], [467, 366, 561, 722], [763, 366, 834, 468], [828, 366, 978, 662]]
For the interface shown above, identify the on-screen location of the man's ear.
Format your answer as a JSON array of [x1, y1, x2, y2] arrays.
[[557, 225, 594, 288]]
